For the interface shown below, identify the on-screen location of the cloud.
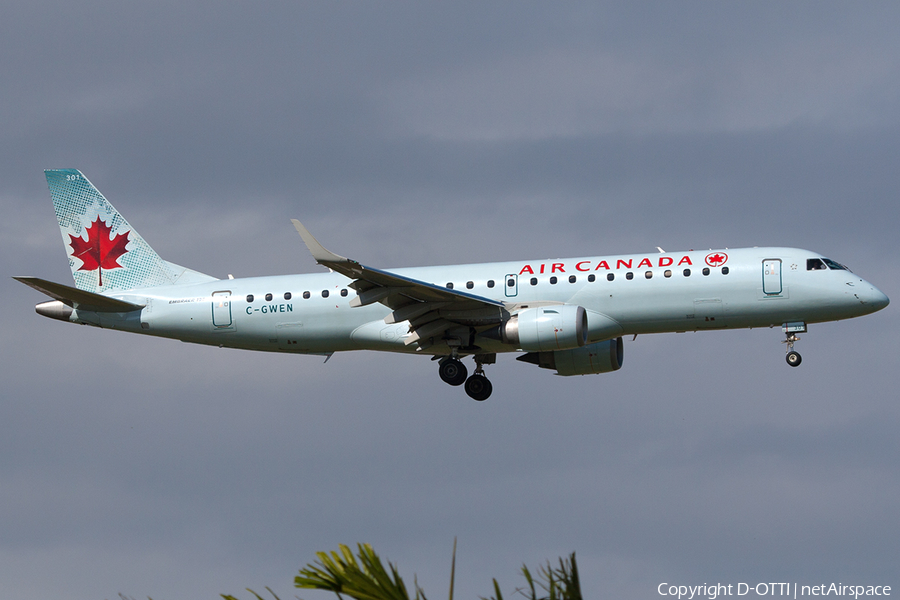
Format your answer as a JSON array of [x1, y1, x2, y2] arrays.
[[376, 43, 900, 141], [2, 2, 899, 599]]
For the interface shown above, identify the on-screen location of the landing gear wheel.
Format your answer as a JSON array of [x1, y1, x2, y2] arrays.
[[464, 374, 492, 401], [439, 359, 468, 386], [781, 325, 806, 368]]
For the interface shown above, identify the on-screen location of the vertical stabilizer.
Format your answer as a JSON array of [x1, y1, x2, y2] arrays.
[[46, 169, 178, 293]]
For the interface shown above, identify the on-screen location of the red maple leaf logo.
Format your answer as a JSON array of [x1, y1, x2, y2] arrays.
[[705, 252, 728, 267], [69, 216, 130, 287]]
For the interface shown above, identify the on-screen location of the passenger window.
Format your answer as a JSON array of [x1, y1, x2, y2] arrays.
[[530, 277, 538, 286], [607, 273, 614, 281], [265, 293, 273, 301], [466, 281, 474, 289], [487, 280, 495, 288], [807, 258, 827, 271], [340, 289, 348, 297], [683, 269, 691, 277], [246, 294, 254, 302], [507, 278, 515, 287], [626, 272, 634, 280], [645, 271, 652, 279], [722, 267, 729, 275], [569, 275, 576, 283], [664, 270, 672, 278], [322, 290, 329, 298], [303, 291, 310, 299], [446, 282, 454, 289], [284, 292, 292, 300], [550, 276, 557, 284], [588, 274, 596, 282], [702, 268, 710, 276]]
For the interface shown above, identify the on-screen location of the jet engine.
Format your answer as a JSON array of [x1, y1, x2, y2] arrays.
[[517, 337, 624, 376], [495, 305, 587, 352]]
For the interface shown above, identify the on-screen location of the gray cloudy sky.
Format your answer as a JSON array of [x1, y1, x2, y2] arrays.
[[2, 2, 899, 599]]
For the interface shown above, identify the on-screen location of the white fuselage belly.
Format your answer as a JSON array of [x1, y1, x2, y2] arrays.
[[81, 247, 886, 357]]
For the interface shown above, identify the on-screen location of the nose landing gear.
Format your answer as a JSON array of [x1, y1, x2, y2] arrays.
[[785, 348, 802, 367], [781, 322, 806, 367]]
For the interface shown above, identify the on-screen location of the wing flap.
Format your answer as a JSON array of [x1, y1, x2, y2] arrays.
[[384, 301, 452, 324], [404, 318, 456, 346]]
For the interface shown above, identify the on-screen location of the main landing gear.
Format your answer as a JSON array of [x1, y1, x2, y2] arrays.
[[781, 322, 806, 367], [438, 357, 468, 386], [438, 354, 494, 401]]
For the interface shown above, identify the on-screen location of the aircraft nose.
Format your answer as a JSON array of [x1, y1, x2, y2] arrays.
[[837, 278, 889, 319], [855, 280, 890, 313], [869, 286, 890, 311]]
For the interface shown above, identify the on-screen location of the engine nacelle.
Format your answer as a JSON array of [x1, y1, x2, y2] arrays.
[[517, 337, 624, 376], [499, 305, 587, 352]]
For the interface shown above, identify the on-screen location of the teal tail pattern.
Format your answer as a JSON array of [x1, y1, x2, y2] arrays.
[[46, 169, 179, 293]]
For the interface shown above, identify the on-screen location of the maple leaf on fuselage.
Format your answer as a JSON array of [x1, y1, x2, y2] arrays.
[[68, 216, 130, 286]]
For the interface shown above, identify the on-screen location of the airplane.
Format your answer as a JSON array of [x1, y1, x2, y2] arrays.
[[16, 169, 890, 401]]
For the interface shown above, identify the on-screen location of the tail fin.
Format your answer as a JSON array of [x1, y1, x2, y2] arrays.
[[45, 169, 215, 293]]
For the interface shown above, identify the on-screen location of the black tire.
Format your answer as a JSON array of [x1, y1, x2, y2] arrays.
[[786, 351, 802, 367], [439, 359, 468, 386], [464, 374, 492, 401]]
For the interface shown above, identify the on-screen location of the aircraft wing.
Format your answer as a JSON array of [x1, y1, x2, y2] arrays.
[[292, 220, 507, 348]]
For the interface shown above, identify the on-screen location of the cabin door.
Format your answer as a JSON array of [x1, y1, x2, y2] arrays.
[[762, 260, 782, 295], [504, 274, 518, 297], [212, 291, 233, 328]]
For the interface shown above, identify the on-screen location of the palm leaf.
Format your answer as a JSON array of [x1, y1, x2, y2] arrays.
[[295, 543, 418, 600]]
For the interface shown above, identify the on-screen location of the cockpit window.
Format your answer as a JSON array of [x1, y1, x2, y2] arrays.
[[807, 258, 827, 271], [822, 258, 849, 271]]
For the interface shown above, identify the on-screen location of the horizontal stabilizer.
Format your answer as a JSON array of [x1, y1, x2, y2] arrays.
[[14, 276, 144, 312]]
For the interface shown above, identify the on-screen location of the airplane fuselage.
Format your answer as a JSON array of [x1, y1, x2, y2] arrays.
[[58, 246, 887, 357], [21, 169, 890, 400]]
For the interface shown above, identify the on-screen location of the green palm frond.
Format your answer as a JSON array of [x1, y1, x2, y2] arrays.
[[481, 552, 581, 600], [294, 543, 426, 600], [220, 586, 283, 600], [224, 544, 581, 600]]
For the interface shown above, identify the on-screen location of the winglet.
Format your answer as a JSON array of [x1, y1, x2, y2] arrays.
[[291, 219, 351, 265]]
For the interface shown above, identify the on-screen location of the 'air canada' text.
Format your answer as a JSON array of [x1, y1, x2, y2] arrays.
[[519, 255, 694, 275]]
